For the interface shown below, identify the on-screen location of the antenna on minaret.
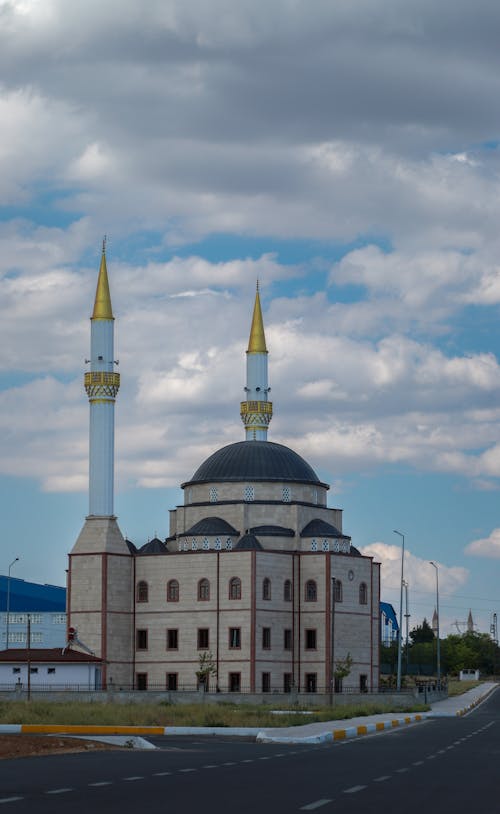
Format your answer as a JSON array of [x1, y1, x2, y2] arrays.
[[102, 235, 107, 254]]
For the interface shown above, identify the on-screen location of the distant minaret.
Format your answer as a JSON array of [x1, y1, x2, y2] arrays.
[[84, 240, 120, 516], [467, 609, 474, 633], [69, 243, 133, 689], [240, 283, 273, 440]]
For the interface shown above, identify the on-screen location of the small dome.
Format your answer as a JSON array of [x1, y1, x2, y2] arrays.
[[235, 533, 263, 551], [300, 519, 344, 538], [181, 517, 239, 538], [138, 537, 168, 555], [183, 441, 328, 488]]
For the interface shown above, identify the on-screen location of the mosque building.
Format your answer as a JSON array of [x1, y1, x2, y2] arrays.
[[68, 247, 381, 693]]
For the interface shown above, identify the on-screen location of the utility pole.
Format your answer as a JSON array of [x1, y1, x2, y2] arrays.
[[393, 530, 405, 691], [403, 580, 410, 674]]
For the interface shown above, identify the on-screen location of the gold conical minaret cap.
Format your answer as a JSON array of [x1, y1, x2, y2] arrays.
[[91, 242, 114, 320], [247, 282, 268, 354]]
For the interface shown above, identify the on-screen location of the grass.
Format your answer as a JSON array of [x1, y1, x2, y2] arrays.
[[0, 699, 429, 728], [447, 680, 482, 698]]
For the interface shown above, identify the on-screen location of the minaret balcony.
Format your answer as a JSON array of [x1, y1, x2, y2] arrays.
[[85, 371, 121, 400], [240, 400, 273, 415]]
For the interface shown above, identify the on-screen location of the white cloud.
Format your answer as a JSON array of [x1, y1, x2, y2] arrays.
[[465, 529, 500, 559]]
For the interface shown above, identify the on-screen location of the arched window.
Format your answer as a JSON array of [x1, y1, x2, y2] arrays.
[[136, 581, 148, 603], [305, 579, 317, 602], [229, 577, 241, 600], [198, 578, 210, 601], [334, 579, 343, 603], [262, 577, 271, 600], [359, 582, 368, 605], [167, 579, 179, 602], [283, 579, 292, 602]]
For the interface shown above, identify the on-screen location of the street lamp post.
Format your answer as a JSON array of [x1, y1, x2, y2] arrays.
[[430, 561, 441, 688], [6, 558, 19, 650], [403, 580, 410, 674], [330, 577, 336, 703], [393, 530, 405, 691]]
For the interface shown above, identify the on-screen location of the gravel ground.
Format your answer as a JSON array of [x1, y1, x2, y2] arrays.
[[0, 734, 115, 760]]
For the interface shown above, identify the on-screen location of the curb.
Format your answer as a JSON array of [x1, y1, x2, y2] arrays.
[[0, 724, 261, 737], [256, 713, 426, 744], [454, 684, 498, 717]]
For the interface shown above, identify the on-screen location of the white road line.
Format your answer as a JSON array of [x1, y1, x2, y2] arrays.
[[259, 756, 270, 760], [427, 755, 436, 759], [153, 772, 172, 777], [46, 788, 73, 795], [241, 759, 254, 763], [396, 768, 409, 773], [437, 749, 446, 754], [413, 761, 424, 766], [344, 786, 366, 794], [179, 768, 196, 773], [222, 762, 236, 766], [123, 776, 143, 781], [374, 776, 391, 782], [203, 765, 218, 769], [275, 753, 285, 757], [88, 782, 113, 787], [300, 799, 332, 810], [0, 798, 23, 805]]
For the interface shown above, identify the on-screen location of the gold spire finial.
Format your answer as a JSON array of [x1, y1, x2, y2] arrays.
[[91, 239, 114, 320], [247, 282, 267, 354]]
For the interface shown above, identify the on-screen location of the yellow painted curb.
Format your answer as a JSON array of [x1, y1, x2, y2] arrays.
[[21, 725, 165, 736], [333, 730, 346, 740], [357, 725, 367, 735], [375, 722, 385, 731]]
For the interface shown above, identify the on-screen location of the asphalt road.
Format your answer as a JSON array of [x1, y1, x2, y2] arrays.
[[0, 692, 498, 814]]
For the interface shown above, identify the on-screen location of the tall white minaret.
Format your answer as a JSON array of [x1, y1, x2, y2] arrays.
[[240, 283, 273, 440], [69, 243, 133, 689], [84, 240, 120, 516]]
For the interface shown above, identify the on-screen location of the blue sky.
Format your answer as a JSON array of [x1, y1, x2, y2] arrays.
[[1, 0, 500, 639]]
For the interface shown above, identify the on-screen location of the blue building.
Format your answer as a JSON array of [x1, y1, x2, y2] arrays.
[[0, 576, 66, 649], [380, 601, 399, 646]]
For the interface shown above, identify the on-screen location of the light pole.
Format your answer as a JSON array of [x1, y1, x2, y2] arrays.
[[393, 530, 405, 691], [430, 561, 441, 688], [403, 580, 410, 673], [6, 558, 19, 650], [330, 577, 336, 702]]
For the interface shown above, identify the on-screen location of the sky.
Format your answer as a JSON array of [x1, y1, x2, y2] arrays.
[[1, 0, 499, 640]]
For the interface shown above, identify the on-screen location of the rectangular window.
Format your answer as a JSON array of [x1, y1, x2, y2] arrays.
[[283, 673, 292, 693], [12, 667, 20, 674], [229, 672, 241, 692], [52, 614, 66, 624], [197, 628, 210, 649], [47, 667, 56, 675], [305, 673, 317, 693], [305, 629, 317, 650], [334, 676, 343, 693], [136, 672, 148, 690], [360, 674, 368, 693], [262, 672, 271, 693], [262, 627, 271, 649], [29, 667, 38, 675], [136, 629, 148, 650], [166, 673, 178, 691], [167, 629, 179, 650], [284, 628, 292, 650], [229, 627, 241, 649]]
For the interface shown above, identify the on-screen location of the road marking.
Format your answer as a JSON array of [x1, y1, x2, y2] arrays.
[[123, 776, 143, 781], [413, 761, 424, 766], [275, 753, 285, 757], [374, 776, 391, 782], [222, 762, 236, 766], [46, 788, 73, 795], [427, 755, 436, 759], [241, 759, 254, 763], [179, 768, 196, 773], [344, 786, 366, 794], [153, 772, 172, 776], [0, 799, 24, 805], [300, 799, 332, 810], [89, 782, 113, 787], [259, 756, 270, 760], [437, 749, 446, 754], [203, 765, 218, 769], [396, 768, 408, 773]]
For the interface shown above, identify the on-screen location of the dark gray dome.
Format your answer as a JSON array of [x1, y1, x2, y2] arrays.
[[182, 441, 328, 488]]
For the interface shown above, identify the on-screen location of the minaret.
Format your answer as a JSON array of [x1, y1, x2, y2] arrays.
[[240, 283, 273, 440], [69, 243, 133, 688], [85, 240, 120, 516]]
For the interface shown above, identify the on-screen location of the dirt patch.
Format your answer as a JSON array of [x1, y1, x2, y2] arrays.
[[0, 734, 116, 760]]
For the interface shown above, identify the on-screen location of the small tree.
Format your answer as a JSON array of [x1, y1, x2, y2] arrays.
[[333, 652, 353, 689], [196, 651, 217, 691], [409, 618, 435, 644]]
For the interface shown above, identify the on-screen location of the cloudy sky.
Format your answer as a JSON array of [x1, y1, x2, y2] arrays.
[[1, 0, 499, 638]]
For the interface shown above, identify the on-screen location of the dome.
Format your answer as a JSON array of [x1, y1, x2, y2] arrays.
[[182, 441, 328, 489]]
